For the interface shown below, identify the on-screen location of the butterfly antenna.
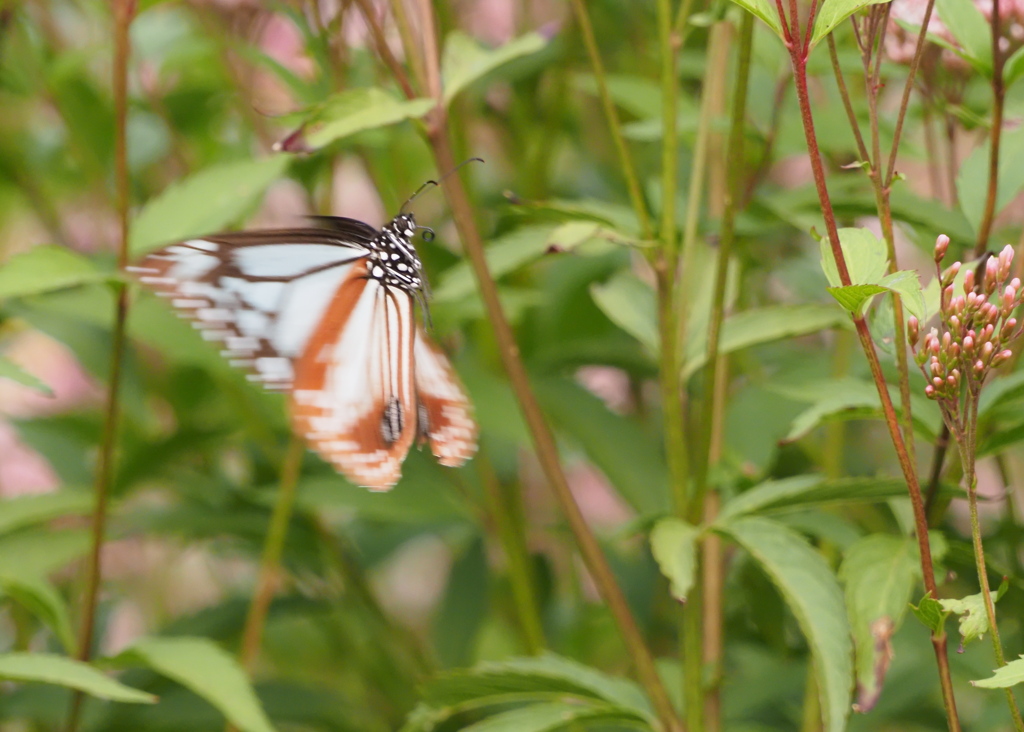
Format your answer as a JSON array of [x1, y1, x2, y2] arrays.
[[400, 157, 485, 213], [416, 289, 434, 332]]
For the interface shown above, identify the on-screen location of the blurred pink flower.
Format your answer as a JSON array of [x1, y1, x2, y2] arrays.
[[0, 332, 98, 496], [887, 0, 1024, 66]]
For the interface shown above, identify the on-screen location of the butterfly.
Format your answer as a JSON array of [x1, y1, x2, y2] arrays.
[[128, 194, 478, 491]]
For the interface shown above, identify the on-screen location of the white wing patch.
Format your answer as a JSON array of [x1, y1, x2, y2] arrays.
[[414, 330, 477, 467], [129, 239, 365, 390], [291, 274, 417, 490], [233, 243, 366, 277]]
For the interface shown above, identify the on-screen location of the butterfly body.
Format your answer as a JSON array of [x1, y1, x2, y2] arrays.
[[130, 213, 476, 490]]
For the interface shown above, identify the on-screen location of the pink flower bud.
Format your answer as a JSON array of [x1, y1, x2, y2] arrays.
[[931, 361, 943, 376], [935, 235, 950, 263], [925, 384, 936, 397], [976, 360, 986, 373], [933, 376, 944, 387], [967, 291, 978, 308], [983, 324, 995, 341], [964, 269, 976, 294], [942, 332, 951, 349], [964, 335, 975, 351], [953, 296, 966, 314], [1012, 278, 1021, 291], [947, 374, 957, 386], [908, 316, 919, 344], [986, 258, 999, 293], [982, 341, 994, 359], [999, 245, 1014, 281], [991, 349, 1013, 366], [1003, 319, 1017, 339], [948, 261, 962, 282], [949, 343, 960, 359], [950, 315, 961, 331]]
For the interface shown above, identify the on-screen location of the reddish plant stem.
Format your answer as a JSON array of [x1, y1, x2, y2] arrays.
[[396, 5, 683, 729], [427, 121, 683, 732], [65, 2, 135, 731], [884, 0, 938, 185], [785, 14, 961, 730], [974, 0, 1006, 256]]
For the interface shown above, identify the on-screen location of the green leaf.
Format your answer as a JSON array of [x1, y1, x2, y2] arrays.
[[936, 0, 992, 72], [441, 31, 548, 105], [682, 305, 849, 380], [1005, 44, 1024, 86], [0, 246, 108, 300], [421, 654, 655, 722], [110, 636, 276, 732], [827, 284, 888, 315], [436, 223, 633, 304], [776, 376, 940, 443], [0, 653, 154, 703], [973, 656, 1024, 689], [716, 516, 853, 732], [590, 271, 658, 354], [938, 579, 1009, 646], [718, 475, 938, 519], [820, 228, 888, 288], [650, 518, 700, 601], [728, 0, 784, 38], [0, 529, 91, 577], [433, 538, 489, 668], [879, 270, 926, 320], [811, 0, 891, 48], [0, 357, 52, 395], [957, 126, 1024, 233], [0, 491, 94, 536], [130, 156, 290, 254], [839, 535, 920, 711], [435, 225, 555, 302], [304, 89, 434, 149], [460, 702, 644, 732], [911, 594, 949, 634], [0, 571, 76, 652]]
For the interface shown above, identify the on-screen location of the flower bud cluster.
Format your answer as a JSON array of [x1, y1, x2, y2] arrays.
[[908, 238, 1022, 402]]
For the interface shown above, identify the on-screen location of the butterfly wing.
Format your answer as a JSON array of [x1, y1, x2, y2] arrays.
[[414, 330, 478, 467], [129, 230, 370, 391], [290, 261, 418, 490]]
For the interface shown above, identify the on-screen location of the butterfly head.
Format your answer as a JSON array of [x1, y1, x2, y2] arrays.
[[366, 213, 426, 295]]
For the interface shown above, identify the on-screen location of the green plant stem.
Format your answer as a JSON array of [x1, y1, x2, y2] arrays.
[[352, 0, 416, 99], [479, 453, 545, 655], [974, 0, 1006, 257], [655, 0, 689, 521], [677, 23, 729, 378], [782, 10, 961, 730], [957, 396, 1024, 730], [237, 437, 305, 673], [692, 14, 752, 524], [65, 3, 134, 730], [387, 0, 425, 94], [658, 0, 679, 251], [427, 119, 683, 732], [567, 0, 652, 239], [692, 21, 752, 730]]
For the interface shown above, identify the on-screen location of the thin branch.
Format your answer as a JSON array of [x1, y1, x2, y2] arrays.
[[567, 0, 653, 239], [237, 438, 306, 671], [398, 9, 683, 726], [65, 1, 135, 730], [884, 0, 939, 185], [974, 0, 1007, 256]]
